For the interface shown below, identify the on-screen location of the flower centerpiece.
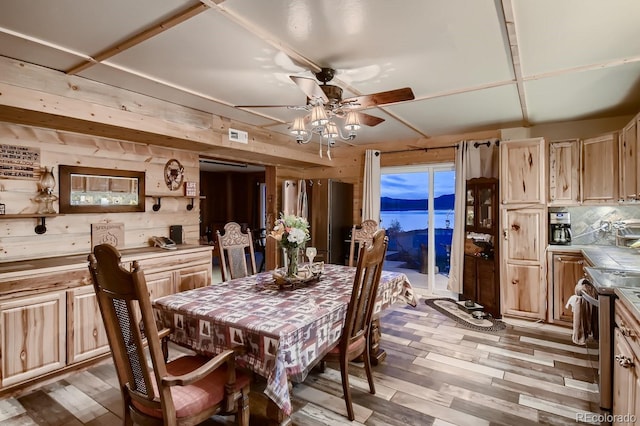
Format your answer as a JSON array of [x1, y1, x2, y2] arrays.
[[269, 213, 310, 277]]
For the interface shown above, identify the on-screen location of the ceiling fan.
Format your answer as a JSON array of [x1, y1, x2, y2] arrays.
[[236, 67, 415, 127]]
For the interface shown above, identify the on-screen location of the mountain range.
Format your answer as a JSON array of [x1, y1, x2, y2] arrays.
[[381, 194, 455, 211]]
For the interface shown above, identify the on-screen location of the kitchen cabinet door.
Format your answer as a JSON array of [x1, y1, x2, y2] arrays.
[[548, 139, 580, 205], [550, 252, 584, 325], [500, 138, 545, 205], [0, 291, 66, 387], [613, 328, 637, 425], [67, 286, 109, 364], [582, 133, 619, 204], [501, 208, 545, 319], [177, 265, 210, 292], [621, 115, 638, 201], [503, 208, 543, 263], [502, 263, 544, 319]]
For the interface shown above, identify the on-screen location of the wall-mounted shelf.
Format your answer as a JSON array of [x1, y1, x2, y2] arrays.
[[146, 195, 205, 212], [0, 214, 59, 234]]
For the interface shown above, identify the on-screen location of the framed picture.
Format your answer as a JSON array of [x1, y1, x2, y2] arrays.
[[59, 165, 145, 213]]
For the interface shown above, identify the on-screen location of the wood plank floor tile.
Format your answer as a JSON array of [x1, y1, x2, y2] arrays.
[[292, 383, 372, 423], [475, 343, 555, 366], [503, 372, 599, 402], [425, 352, 505, 378], [518, 394, 600, 424], [0, 398, 26, 422], [46, 385, 108, 423], [17, 390, 83, 426], [390, 391, 490, 426], [441, 383, 539, 422], [519, 335, 591, 354]]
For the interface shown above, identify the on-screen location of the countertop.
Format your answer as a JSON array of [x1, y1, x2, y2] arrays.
[[0, 244, 213, 280]]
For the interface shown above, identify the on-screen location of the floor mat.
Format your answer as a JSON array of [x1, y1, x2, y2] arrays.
[[424, 298, 507, 332]]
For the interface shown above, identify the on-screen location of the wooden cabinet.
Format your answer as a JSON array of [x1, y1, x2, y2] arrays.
[[501, 208, 546, 320], [500, 138, 545, 205], [462, 178, 500, 318], [463, 255, 499, 318], [582, 133, 619, 204], [613, 299, 640, 425], [547, 251, 584, 325], [0, 291, 66, 387], [0, 245, 213, 391], [67, 286, 109, 364], [548, 139, 580, 205], [500, 138, 546, 320]]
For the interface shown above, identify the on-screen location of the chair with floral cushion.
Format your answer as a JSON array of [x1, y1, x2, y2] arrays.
[[348, 219, 379, 266], [88, 243, 251, 426], [216, 222, 257, 282], [323, 229, 388, 421]]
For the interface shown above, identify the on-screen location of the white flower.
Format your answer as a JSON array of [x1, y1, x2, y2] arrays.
[[287, 227, 307, 245]]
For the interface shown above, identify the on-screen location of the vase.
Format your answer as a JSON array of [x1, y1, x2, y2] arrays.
[[286, 247, 299, 278]]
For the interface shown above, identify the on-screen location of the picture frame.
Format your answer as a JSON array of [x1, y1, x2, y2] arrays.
[[59, 165, 145, 213]]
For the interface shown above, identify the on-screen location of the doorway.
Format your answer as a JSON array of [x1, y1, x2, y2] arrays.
[[380, 163, 455, 294]]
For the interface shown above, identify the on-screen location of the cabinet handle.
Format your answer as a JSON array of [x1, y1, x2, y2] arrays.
[[615, 354, 634, 368], [620, 325, 635, 337], [503, 228, 508, 240]]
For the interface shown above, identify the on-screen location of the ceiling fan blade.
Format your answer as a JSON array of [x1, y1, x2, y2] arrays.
[[357, 112, 385, 127], [290, 76, 329, 102], [342, 87, 415, 109]]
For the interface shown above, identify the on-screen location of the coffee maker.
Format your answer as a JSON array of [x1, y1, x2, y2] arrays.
[[549, 212, 572, 245]]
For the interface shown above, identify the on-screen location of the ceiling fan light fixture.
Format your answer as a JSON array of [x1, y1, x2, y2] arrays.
[[291, 116, 308, 135], [344, 111, 361, 132], [322, 122, 339, 139], [310, 105, 329, 127]]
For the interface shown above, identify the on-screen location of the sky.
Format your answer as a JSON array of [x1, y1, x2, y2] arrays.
[[381, 170, 456, 200]]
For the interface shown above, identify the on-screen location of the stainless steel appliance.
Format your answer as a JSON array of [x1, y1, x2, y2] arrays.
[[549, 212, 572, 245], [583, 267, 640, 410]]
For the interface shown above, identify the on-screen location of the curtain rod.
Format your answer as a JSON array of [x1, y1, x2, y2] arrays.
[[381, 144, 459, 155], [379, 139, 499, 155]]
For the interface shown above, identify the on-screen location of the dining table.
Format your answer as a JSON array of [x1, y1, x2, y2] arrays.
[[152, 263, 417, 420]]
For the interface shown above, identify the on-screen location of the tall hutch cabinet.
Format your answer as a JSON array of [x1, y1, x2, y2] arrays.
[[462, 178, 500, 318], [500, 138, 547, 320]]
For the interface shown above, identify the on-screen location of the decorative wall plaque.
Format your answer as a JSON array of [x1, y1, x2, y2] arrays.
[[91, 223, 125, 250], [0, 144, 40, 179]]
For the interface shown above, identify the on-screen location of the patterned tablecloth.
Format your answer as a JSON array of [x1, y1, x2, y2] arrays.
[[153, 264, 417, 415]]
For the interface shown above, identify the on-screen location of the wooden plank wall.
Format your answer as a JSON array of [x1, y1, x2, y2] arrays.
[[0, 122, 200, 261]]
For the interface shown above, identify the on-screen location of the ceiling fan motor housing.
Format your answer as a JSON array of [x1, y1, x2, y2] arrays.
[[320, 85, 343, 107]]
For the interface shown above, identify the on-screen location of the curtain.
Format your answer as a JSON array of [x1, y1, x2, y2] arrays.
[[467, 139, 499, 178], [447, 142, 467, 293], [296, 179, 308, 219], [447, 139, 499, 293], [361, 150, 381, 222]]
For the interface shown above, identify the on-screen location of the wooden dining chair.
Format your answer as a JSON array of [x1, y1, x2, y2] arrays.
[[323, 229, 388, 421], [88, 244, 251, 426], [348, 219, 379, 266], [216, 222, 257, 282]]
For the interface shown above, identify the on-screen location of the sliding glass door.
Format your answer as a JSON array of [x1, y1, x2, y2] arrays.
[[380, 163, 455, 293]]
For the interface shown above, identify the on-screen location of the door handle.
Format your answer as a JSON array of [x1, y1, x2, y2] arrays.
[[615, 354, 634, 368]]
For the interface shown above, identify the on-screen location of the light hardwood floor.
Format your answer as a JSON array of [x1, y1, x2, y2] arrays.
[[0, 288, 603, 425]]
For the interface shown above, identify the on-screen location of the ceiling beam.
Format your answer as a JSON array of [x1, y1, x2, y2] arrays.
[[500, 0, 529, 126], [65, 3, 210, 75]]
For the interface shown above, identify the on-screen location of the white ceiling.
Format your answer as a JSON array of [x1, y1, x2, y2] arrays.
[[1, 0, 640, 148]]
